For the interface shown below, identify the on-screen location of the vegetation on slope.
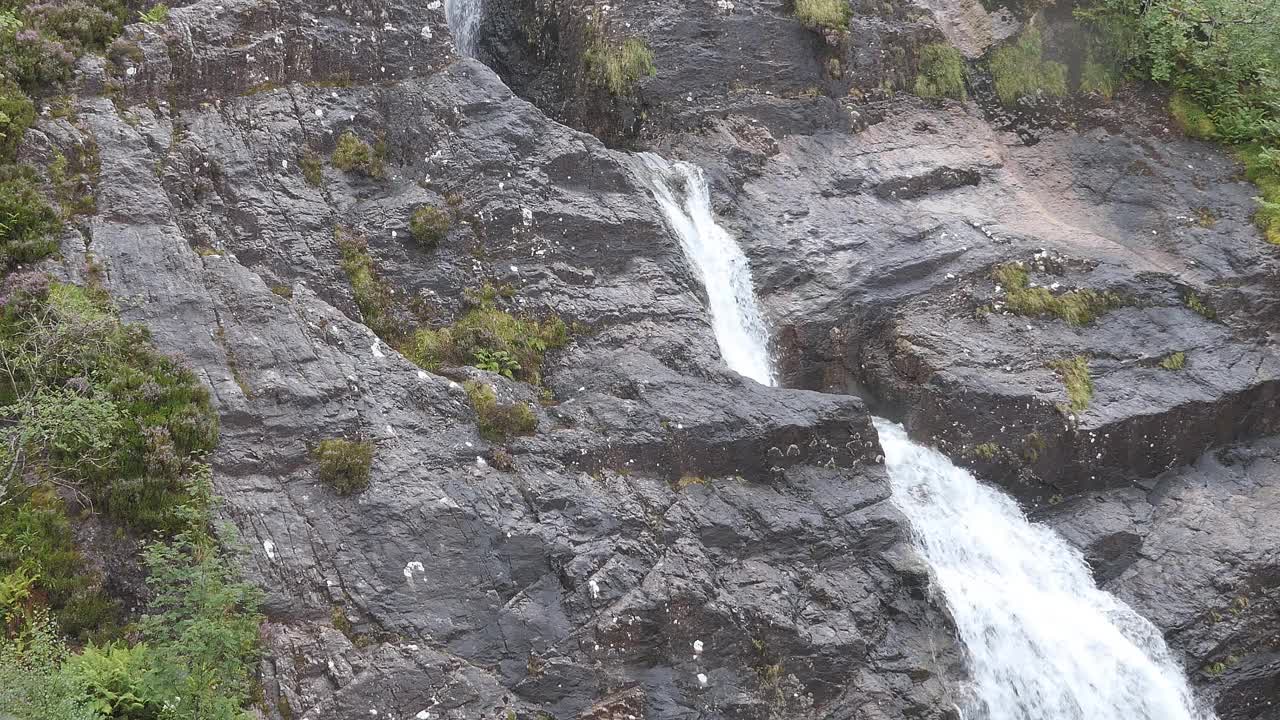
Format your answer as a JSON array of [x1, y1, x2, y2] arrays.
[[1077, 0, 1280, 243]]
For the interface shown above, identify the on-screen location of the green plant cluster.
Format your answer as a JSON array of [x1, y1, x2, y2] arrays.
[[313, 437, 374, 495], [992, 262, 1121, 325], [409, 204, 450, 248], [464, 381, 537, 441], [914, 43, 966, 100], [988, 26, 1068, 105], [407, 284, 568, 385], [793, 0, 850, 32], [331, 130, 386, 179], [1077, 0, 1280, 243], [335, 228, 403, 343], [2, 472, 264, 720], [584, 35, 655, 96], [1159, 350, 1186, 370], [1050, 355, 1093, 412]]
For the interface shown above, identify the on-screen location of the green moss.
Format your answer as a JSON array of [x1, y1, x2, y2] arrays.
[[988, 26, 1068, 105], [465, 381, 537, 440], [972, 442, 999, 460], [992, 262, 1120, 325], [331, 130, 384, 179], [1170, 91, 1216, 139], [914, 43, 966, 100], [270, 284, 293, 299], [1183, 290, 1217, 319], [409, 205, 450, 247], [406, 285, 568, 385], [1022, 432, 1045, 462], [794, 0, 850, 31], [313, 437, 374, 495], [1049, 356, 1093, 413], [1159, 351, 1186, 370], [584, 36, 655, 96]]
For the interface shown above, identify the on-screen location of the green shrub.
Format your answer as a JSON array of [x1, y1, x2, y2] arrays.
[[584, 36, 655, 96], [313, 437, 374, 494], [1238, 145, 1280, 245], [0, 279, 219, 533], [992, 262, 1121, 325], [973, 442, 999, 460], [406, 285, 568, 385], [793, 0, 849, 31], [988, 26, 1068, 105], [0, 80, 35, 161], [0, 611, 98, 720], [465, 381, 537, 440], [409, 205, 450, 247], [1050, 356, 1093, 412], [914, 44, 966, 100], [0, 165, 62, 268], [331, 130, 385, 178], [64, 642, 158, 719]]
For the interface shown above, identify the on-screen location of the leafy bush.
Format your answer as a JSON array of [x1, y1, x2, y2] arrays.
[[64, 642, 159, 719], [331, 130, 385, 178], [0, 164, 61, 268], [465, 381, 537, 440], [0, 279, 219, 533], [584, 36, 655, 96], [988, 26, 1068, 105], [409, 204, 450, 247], [407, 285, 568, 385], [313, 437, 374, 495], [992, 262, 1121, 325], [793, 0, 849, 31], [0, 80, 35, 161], [1050, 356, 1093, 412], [914, 43, 966, 100], [0, 611, 98, 720]]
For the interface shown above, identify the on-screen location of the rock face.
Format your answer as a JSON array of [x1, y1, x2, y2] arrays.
[[29, 0, 1280, 714]]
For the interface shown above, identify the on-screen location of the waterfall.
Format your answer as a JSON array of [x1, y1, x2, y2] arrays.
[[875, 420, 1213, 720], [636, 155, 1213, 719], [444, 0, 481, 58], [629, 153, 776, 386]]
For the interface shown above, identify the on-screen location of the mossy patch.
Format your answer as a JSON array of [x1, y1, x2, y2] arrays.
[[914, 43, 966, 100], [313, 437, 374, 495], [1183, 290, 1217, 319], [1049, 356, 1093, 413], [1159, 351, 1186, 370], [972, 442, 999, 460], [584, 36, 655, 96], [793, 0, 850, 31], [335, 228, 402, 344], [464, 381, 537, 441], [407, 285, 568, 386], [409, 205, 450, 248], [1237, 145, 1280, 244], [992, 262, 1121, 325], [300, 147, 324, 187], [988, 26, 1068, 106], [1170, 91, 1216, 139], [331, 130, 385, 179]]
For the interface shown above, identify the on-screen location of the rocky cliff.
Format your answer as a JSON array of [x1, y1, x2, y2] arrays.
[[20, 0, 1280, 716]]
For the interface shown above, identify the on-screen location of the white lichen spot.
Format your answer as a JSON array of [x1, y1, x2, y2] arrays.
[[263, 539, 277, 561], [417, 713, 430, 720], [589, 579, 600, 598], [476, 456, 487, 468], [314, 108, 324, 117], [521, 207, 534, 226], [281, 159, 289, 169], [693, 639, 704, 654], [371, 342, 385, 358], [416, 370, 428, 380], [697, 673, 708, 687], [403, 561, 426, 585]]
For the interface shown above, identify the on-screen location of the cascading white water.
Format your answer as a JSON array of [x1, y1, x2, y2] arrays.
[[636, 153, 1213, 719], [443, 0, 481, 58], [875, 420, 1213, 720], [629, 153, 776, 386]]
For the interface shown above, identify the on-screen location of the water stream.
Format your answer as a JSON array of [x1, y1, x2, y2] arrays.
[[439, 6, 1211, 718]]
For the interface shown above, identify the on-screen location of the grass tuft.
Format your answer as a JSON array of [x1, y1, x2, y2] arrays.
[[409, 205, 450, 248], [313, 437, 374, 495], [992, 262, 1120, 325], [464, 381, 537, 440], [1049, 356, 1093, 412], [585, 36, 655, 96], [793, 0, 850, 31], [1159, 351, 1186, 370]]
